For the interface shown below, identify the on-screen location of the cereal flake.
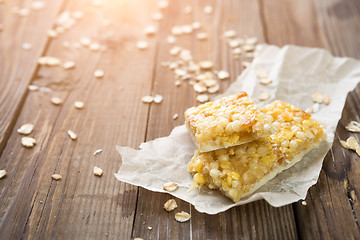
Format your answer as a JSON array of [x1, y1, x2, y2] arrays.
[[17, 123, 34, 135], [175, 211, 191, 222], [164, 199, 178, 212], [94, 167, 103, 176], [163, 182, 178, 192]]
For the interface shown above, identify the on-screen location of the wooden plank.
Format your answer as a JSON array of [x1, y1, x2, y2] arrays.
[[0, 0, 159, 238], [262, 0, 360, 238], [0, 0, 64, 154], [261, 0, 324, 48], [132, 0, 298, 239], [313, 0, 360, 58]]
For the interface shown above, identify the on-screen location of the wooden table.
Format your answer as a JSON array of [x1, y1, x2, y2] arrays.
[[1, 0, 360, 239]]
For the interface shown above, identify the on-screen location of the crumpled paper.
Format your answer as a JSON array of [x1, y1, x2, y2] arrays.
[[114, 45, 360, 214]]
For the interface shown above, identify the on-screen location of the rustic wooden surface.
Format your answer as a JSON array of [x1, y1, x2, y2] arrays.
[[0, 0, 359, 239]]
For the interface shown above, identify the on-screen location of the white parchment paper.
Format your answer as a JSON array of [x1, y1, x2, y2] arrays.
[[114, 45, 360, 214]]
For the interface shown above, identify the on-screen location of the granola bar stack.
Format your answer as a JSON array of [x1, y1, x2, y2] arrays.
[[184, 92, 326, 202]]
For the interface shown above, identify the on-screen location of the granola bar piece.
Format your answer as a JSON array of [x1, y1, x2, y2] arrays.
[[184, 92, 274, 152], [188, 101, 326, 202]]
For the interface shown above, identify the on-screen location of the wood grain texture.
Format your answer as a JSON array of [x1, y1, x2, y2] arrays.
[[0, 0, 63, 155], [314, 0, 360, 58], [132, 0, 297, 239], [1, 0, 360, 239], [261, 0, 324, 48], [262, 0, 360, 238], [0, 0, 158, 239]]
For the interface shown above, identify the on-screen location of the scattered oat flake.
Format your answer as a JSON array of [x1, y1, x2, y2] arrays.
[[182, 25, 193, 34], [28, 85, 39, 91], [136, 41, 149, 50], [208, 84, 220, 94], [18, 8, 30, 17], [157, 0, 169, 9], [38, 56, 61, 66], [180, 50, 192, 62], [184, 6, 192, 14], [171, 26, 183, 35], [63, 61, 75, 69], [175, 211, 191, 222], [40, 86, 52, 92], [246, 37, 258, 45], [163, 182, 178, 192], [305, 103, 320, 114], [217, 70, 229, 80], [94, 69, 104, 78], [142, 95, 154, 103], [164, 199, 178, 212], [341, 136, 360, 157], [80, 37, 91, 46], [175, 68, 187, 77], [322, 95, 330, 105], [256, 70, 268, 79], [144, 25, 156, 36], [169, 46, 181, 56], [52, 174, 62, 180], [22, 43, 32, 50], [67, 130, 77, 140], [203, 79, 217, 87], [89, 42, 101, 51], [175, 80, 181, 86], [312, 93, 323, 103], [196, 32, 208, 40], [153, 94, 163, 103], [167, 35, 176, 44], [242, 61, 251, 68], [152, 12, 163, 21], [346, 121, 360, 133], [301, 201, 307, 206], [32, 1, 45, 10], [199, 61, 213, 70], [204, 5, 213, 14], [243, 44, 255, 52], [224, 30, 236, 38], [192, 22, 201, 30], [93, 149, 103, 156], [94, 167, 103, 176], [258, 92, 270, 101], [193, 83, 207, 93], [74, 101, 84, 109], [233, 48, 242, 55], [260, 78, 272, 85], [51, 97, 63, 105], [197, 94, 209, 103], [47, 29, 58, 38], [147, 226, 152, 231], [228, 40, 241, 48], [173, 113, 178, 120], [72, 11, 84, 19], [134, 238, 143, 240], [17, 123, 34, 135], [0, 170, 6, 179], [21, 137, 36, 148]]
